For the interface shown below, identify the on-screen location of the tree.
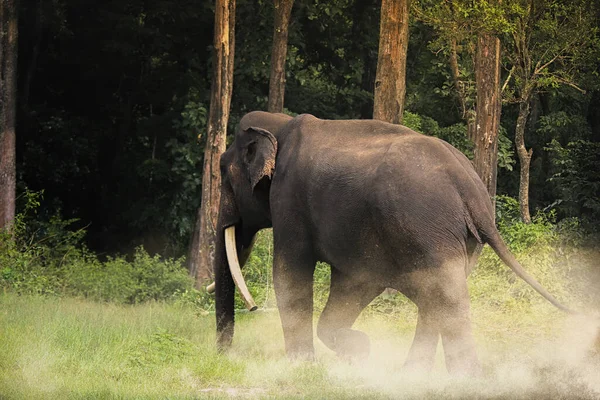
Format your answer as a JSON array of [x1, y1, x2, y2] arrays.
[[268, 0, 294, 113], [0, 0, 19, 231], [473, 32, 501, 201], [373, 0, 409, 124], [416, 0, 505, 202], [188, 0, 236, 286], [503, 0, 599, 223]]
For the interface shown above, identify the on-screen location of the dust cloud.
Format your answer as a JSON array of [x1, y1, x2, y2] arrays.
[[238, 311, 600, 399], [328, 315, 600, 399]]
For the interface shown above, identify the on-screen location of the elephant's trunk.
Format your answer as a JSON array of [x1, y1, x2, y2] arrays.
[[214, 221, 258, 349], [215, 222, 236, 350], [208, 227, 257, 311]]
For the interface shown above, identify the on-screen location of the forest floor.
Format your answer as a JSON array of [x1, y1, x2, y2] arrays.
[[1, 292, 599, 399]]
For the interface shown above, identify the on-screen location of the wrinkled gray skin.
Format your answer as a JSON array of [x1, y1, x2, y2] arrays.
[[214, 111, 570, 375]]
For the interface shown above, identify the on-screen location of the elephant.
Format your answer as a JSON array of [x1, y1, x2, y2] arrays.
[[211, 111, 571, 375]]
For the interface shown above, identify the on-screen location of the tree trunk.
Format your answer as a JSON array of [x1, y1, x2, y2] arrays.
[[0, 0, 19, 232], [189, 0, 236, 286], [375, 0, 409, 296], [473, 33, 501, 206], [267, 0, 293, 114], [373, 0, 409, 124], [515, 96, 532, 224]]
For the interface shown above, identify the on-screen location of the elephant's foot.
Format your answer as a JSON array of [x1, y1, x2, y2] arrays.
[[286, 345, 316, 362], [332, 328, 370, 363], [216, 325, 234, 353], [285, 338, 316, 362], [403, 314, 439, 374], [287, 351, 316, 362], [402, 356, 435, 375], [444, 345, 482, 377]]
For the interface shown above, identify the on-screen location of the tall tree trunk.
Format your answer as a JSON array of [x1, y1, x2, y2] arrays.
[[189, 0, 236, 286], [473, 33, 501, 206], [267, 0, 293, 114], [373, 0, 409, 124], [515, 96, 532, 224], [375, 0, 410, 296], [0, 0, 19, 232]]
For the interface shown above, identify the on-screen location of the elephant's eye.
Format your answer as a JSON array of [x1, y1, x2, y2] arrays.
[[246, 142, 257, 160]]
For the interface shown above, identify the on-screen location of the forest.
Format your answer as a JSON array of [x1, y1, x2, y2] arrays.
[[1, 0, 598, 256], [1, 0, 600, 398]]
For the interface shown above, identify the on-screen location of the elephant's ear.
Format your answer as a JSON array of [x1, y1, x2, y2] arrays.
[[244, 126, 278, 190]]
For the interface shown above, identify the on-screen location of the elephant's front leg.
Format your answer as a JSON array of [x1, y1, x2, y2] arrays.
[[272, 246, 316, 359], [317, 269, 384, 361]]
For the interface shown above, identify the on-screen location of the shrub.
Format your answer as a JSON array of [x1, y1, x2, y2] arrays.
[[1, 191, 196, 304], [62, 248, 193, 303], [547, 139, 600, 226], [471, 196, 571, 312]]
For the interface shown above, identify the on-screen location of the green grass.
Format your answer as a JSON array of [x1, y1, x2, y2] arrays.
[[1, 292, 599, 399]]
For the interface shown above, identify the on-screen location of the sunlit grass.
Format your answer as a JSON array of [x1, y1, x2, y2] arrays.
[[1, 291, 599, 399]]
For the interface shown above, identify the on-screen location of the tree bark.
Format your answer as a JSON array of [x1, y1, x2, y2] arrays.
[[473, 33, 501, 206], [373, 0, 409, 124], [0, 0, 19, 232], [267, 0, 293, 114], [515, 96, 532, 224], [189, 0, 236, 286]]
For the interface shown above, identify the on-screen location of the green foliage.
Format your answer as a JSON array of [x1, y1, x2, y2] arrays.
[[547, 139, 600, 224], [0, 192, 196, 304], [64, 248, 192, 303], [401, 111, 423, 132], [417, 0, 513, 39], [472, 195, 574, 312], [502, 0, 599, 100], [403, 111, 473, 156], [497, 127, 516, 171], [403, 111, 515, 170], [161, 101, 207, 244], [495, 195, 557, 252]]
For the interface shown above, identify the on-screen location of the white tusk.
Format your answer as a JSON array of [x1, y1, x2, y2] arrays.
[[206, 235, 256, 295], [206, 282, 215, 293], [225, 226, 258, 311]]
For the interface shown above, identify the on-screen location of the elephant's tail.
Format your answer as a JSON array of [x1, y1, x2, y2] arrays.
[[483, 229, 575, 314]]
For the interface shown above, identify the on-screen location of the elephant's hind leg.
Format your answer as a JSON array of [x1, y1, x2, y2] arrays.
[[317, 269, 384, 361], [403, 310, 440, 372], [406, 262, 481, 376]]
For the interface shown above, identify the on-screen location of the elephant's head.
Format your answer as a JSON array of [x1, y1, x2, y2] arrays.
[[212, 111, 292, 349]]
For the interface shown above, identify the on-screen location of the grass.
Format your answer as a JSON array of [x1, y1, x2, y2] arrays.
[[1, 291, 599, 399]]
